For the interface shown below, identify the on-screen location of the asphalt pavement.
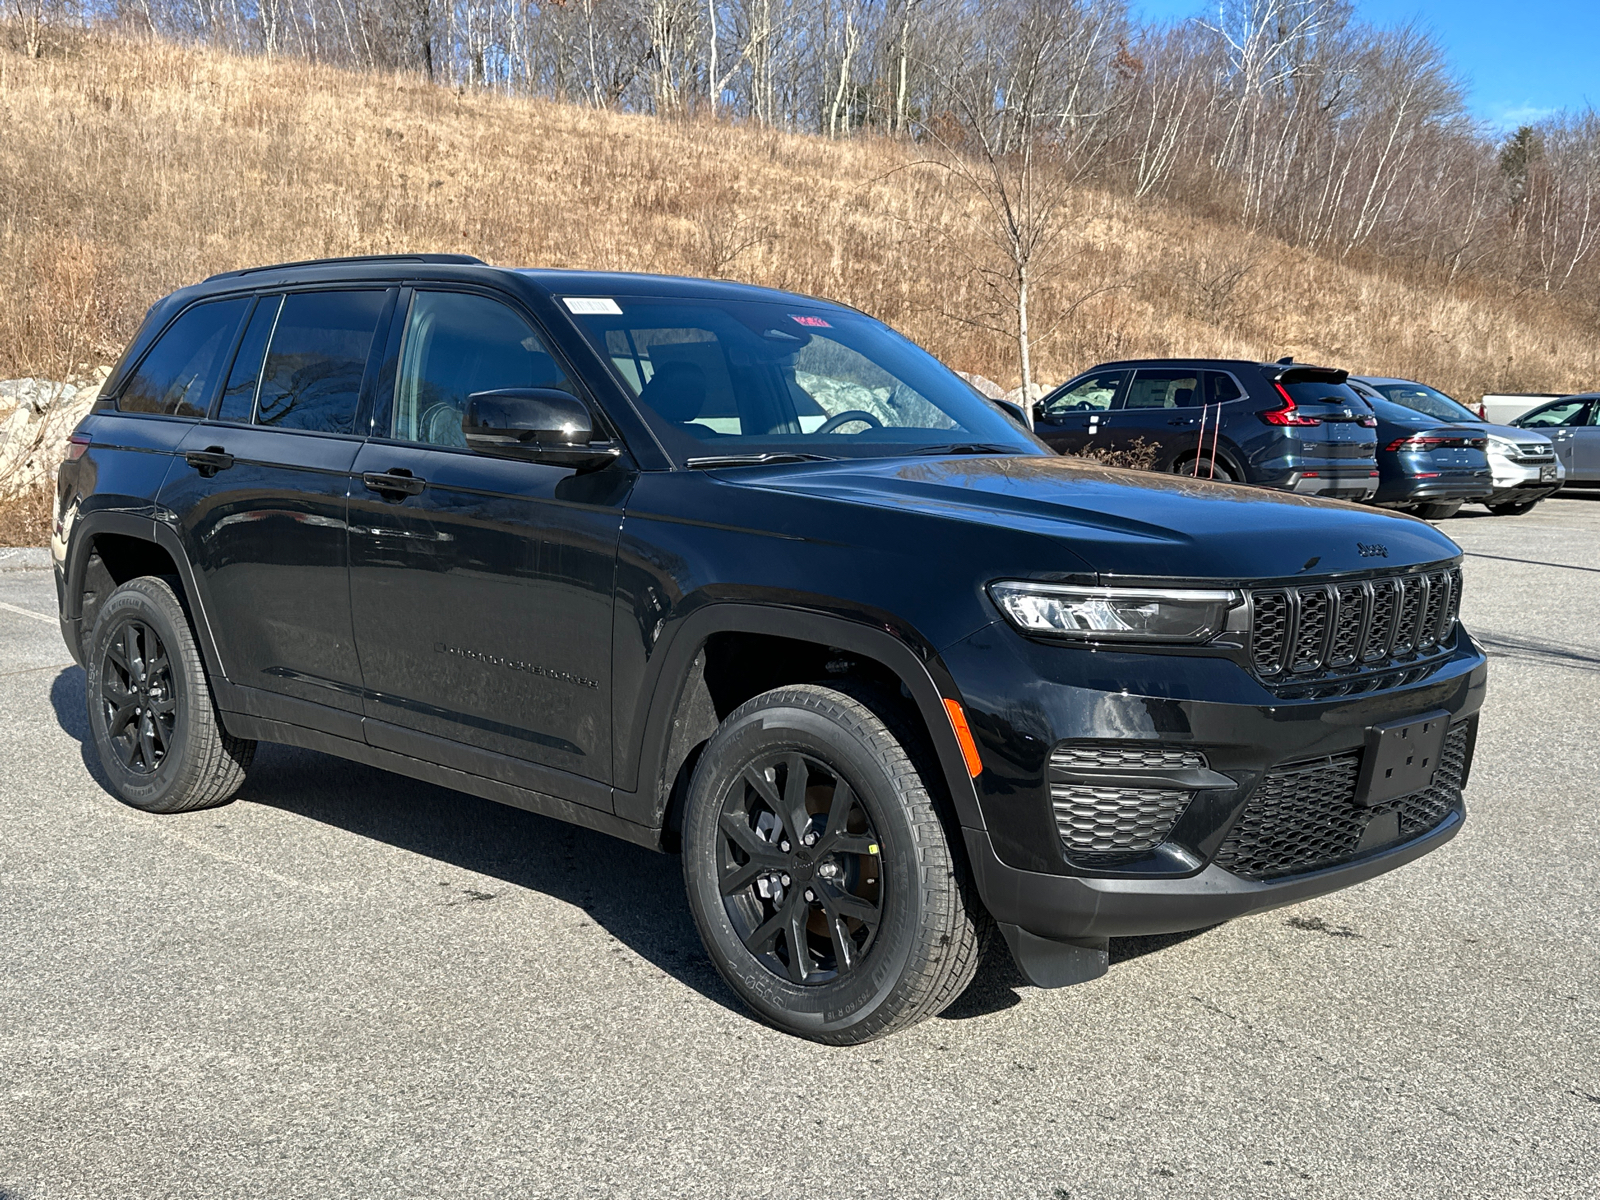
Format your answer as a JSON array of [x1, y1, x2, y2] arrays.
[[2, 497, 1597, 1199]]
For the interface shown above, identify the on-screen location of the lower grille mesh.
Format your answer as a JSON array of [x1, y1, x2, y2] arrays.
[[1052, 785, 1191, 867], [1213, 723, 1469, 880]]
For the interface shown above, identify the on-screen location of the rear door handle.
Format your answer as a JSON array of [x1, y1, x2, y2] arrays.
[[1168, 418, 1199, 426], [184, 446, 234, 477], [363, 470, 425, 499]]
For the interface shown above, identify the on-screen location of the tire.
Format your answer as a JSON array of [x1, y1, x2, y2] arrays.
[[1411, 500, 1463, 520], [682, 684, 985, 1044], [1172, 456, 1235, 483], [85, 576, 255, 813], [1485, 499, 1539, 516]]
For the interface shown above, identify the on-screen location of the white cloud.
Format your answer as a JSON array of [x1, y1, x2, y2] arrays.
[[1483, 101, 1560, 132]]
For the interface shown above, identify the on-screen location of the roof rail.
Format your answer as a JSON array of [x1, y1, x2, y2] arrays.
[[204, 253, 485, 282]]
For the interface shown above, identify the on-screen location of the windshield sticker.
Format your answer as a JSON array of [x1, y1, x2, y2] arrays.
[[563, 297, 623, 315], [790, 314, 832, 328]]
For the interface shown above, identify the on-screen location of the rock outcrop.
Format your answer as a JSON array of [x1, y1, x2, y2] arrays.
[[0, 368, 109, 495]]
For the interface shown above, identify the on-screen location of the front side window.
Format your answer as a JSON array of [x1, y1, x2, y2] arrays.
[[393, 292, 574, 447], [559, 294, 1043, 462], [1042, 371, 1125, 416], [1125, 370, 1202, 410], [118, 297, 249, 418], [254, 291, 387, 434], [1519, 400, 1590, 428]]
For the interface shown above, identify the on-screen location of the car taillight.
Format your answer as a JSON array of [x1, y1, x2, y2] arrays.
[[66, 432, 92, 461], [1261, 383, 1322, 426], [1386, 435, 1480, 451], [1358, 415, 1377, 427]]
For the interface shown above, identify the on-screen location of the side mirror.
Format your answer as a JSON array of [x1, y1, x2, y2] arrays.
[[463, 389, 620, 470], [1031, 401, 1046, 423]]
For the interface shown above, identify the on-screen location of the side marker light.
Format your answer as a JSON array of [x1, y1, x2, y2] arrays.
[[942, 698, 984, 778]]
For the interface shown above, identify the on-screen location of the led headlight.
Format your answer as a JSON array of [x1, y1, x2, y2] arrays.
[[989, 581, 1242, 643]]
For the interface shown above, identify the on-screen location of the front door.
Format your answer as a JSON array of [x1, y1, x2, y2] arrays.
[[163, 288, 394, 728], [1517, 398, 1591, 477], [1033, 370, 1127, 454], [1575, 402, 1600, 480], [347, 289, 633, 795]]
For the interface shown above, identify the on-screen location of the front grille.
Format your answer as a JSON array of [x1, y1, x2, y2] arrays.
[[1249, 566, 1461, 685], [1213, 723, 1469, 880], [1052, 785, 1191, 867], [1515, 442, 1554, 460]]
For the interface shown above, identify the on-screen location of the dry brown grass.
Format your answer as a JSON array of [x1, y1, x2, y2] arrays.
[[0, 482, 52, 545], [2, 29, 1597, 402]]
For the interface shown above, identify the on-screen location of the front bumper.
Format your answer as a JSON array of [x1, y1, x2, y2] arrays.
[[942, 622, 1488, 939]]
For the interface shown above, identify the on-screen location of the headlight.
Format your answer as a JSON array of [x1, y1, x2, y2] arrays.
[[989, 581, 1242, 643], [1485, 436, 1516, 458]]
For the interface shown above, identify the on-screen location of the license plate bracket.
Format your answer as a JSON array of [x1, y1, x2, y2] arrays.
[[1540, 464, 1558, 482], [1356, 710, 1450, 806]]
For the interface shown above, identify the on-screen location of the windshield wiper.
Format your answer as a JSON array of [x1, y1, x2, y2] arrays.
[[685, 452, 836, 469], [908, 443, 1021, 456]]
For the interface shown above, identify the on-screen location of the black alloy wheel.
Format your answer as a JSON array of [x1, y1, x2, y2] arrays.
[[716, 751, 884, 986], [86, 576, 254, 814], [99, 618, 176, 774], [682, 684, 986, 1044]]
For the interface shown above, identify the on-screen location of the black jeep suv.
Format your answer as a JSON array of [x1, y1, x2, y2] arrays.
[[1035, 357, 1381, 500], [53, 256, 1486, 1043]]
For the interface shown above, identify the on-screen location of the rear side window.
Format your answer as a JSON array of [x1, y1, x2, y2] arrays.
[[215, 295, 283, 423], [1124, 369, 1202, 409], [254, 291, 387, 434], [1207, 372, 1244, 404], [117, 298, 248, 417]]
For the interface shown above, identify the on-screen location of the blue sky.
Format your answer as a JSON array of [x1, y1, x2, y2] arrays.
[[1132, 0, 1598, 132]]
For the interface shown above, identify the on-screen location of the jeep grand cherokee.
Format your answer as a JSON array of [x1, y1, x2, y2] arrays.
[[52, 255, 1487, 1043]]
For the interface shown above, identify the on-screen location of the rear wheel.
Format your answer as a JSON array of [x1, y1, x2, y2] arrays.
[[681, 685, 984, 1044], [1171, 456, 1236, 482], [1411, 500, 1462, 520], [1485, 499, 1540, 516], [85, 577, 254, 814]]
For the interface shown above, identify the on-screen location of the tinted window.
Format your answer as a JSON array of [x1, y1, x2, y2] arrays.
[[216, 295, 283, 423], [255, 291, 387, 434], [1042, 371, 1125, 415], [563, 296, 1040, 462], [1280, 378, 1364, 406], [1518, 400, 1590, 428], [1125, 370, 1201, 409], [1371, 381, 1481, 424], [117, 298, 248, 418], [1207, 372, 1243, 404], [393, 292, 574, 448]]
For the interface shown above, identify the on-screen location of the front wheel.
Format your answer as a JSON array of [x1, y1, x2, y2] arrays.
[[85, 576, 255, 813], [681, 685, 984, 1044]]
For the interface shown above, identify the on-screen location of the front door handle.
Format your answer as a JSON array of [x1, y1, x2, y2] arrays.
[[184, 446, 234, 477], [1168, 418, 1199, 426], [363, 470, 426, 499]]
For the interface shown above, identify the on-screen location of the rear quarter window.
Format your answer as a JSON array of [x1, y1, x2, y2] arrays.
[[117, 297, 249, 417], [1281, 379, 1364, 406]]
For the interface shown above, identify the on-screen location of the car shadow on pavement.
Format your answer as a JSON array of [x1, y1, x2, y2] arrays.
[[49, 666, 1216, 1028]]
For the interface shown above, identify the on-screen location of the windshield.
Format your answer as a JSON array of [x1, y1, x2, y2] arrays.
[[1369, 381, 1481, 424], [560, 295, 1044, 464]]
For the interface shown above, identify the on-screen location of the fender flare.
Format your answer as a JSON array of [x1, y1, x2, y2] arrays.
[[618, 600, 987, 835], [63, 511, 229, 682]]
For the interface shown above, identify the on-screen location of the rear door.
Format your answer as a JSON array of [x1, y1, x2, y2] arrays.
[[1032, 370, 1126, 454], [162, 288, 394, 732], [346, 287, 631, 797], [1113, 368, 1204, 464]]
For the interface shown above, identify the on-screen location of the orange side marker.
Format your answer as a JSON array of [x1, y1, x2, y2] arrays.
[[942, 698, 984, 778]]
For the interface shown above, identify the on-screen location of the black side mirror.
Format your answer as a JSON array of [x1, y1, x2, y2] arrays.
[[463, 389, 621, 470], [1031, 401, 1046, 423]]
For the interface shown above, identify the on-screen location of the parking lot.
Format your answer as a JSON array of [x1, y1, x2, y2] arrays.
[[2, 496, 1597, 1200]]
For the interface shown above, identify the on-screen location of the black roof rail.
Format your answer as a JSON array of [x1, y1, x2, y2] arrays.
[[204, 253, 486, 282]]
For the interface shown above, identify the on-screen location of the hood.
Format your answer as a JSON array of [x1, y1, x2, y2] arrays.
[[722, 454, 1460, 581], [1478, 423, 1551, 444]]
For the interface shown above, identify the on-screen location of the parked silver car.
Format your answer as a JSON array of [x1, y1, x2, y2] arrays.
[[1351, 376, 1564, 516], [1510, 393, 1600, 490]]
